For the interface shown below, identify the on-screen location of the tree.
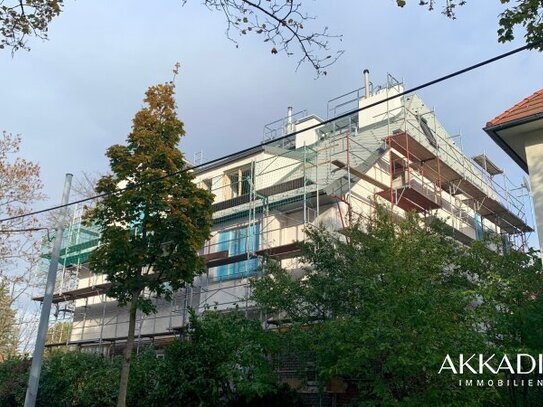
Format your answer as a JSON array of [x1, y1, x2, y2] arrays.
[[132, 310, 281, 407], [37, 351, 120, 407], [395, 0, 543, 50], [0, 0, 62, 52], [87, 80, 214, 407], [45, 321, 72, 345], [0, 280, 18, 360], [0, 132, 44, 276], [459, 239, 543, 406], [252, 209, 497, 405], [0, 131, 45, 355], [2, 1, 542, 71], [0, 356, 30, 407], [0, 1, 341, 75], [0, 313, 294, 406]]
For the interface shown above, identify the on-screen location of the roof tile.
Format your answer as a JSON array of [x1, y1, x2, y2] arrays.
[[486, 89, 543, 128]]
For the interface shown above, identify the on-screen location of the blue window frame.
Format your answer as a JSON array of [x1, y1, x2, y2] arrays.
[[474, 213, 484, 241], [214, 223, 260, 280]]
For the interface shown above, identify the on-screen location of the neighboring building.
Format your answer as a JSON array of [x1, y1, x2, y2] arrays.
[[35, 73, 533, 354], [484, 89, 543, 250]]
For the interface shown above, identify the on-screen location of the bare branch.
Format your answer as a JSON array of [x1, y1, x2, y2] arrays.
[[198, 0, 344, 76]]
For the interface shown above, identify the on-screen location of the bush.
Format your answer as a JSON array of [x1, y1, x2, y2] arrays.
[[0, 357, 30, 407], [130, 310, 280, 406], [0, 312, 293, 406], [37, 351, 120, 407]]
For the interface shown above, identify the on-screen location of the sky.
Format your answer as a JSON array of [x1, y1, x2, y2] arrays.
[[0, 0, 542, 238]]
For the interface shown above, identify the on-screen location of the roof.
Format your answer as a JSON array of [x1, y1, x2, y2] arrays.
[[486, 89, 543, 128]]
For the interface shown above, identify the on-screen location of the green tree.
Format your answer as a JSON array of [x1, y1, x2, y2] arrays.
[[253, 209, 495, 406], [460, 239, 543, 406], [0, 356, 30, 407], [37, 352, 120, 407], [87, 81, 213, 407], [0, 280, 18, 360], [139, 310, 280, 407], [45, 321, 72, 345]]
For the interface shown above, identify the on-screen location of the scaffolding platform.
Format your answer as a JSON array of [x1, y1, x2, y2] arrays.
[[386, 132, 532, 234], [377, 186, 440, 212], [45, 330, 180, 348], [34, 244, 301, 303], [33, 282, 111, 303], [463, 196, 532, 233], [472, 154, 503, 176]]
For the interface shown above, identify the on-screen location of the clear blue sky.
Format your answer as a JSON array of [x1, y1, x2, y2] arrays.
[[0, 0, 541, 236]]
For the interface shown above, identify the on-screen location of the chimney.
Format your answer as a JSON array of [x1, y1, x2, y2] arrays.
[[287, 106, 293, 133], [363, 69, 370, 98]]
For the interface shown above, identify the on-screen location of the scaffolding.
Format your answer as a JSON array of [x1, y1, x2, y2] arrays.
[[36, 77, 534, 351]]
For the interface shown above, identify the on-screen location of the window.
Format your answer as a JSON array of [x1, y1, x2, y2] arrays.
[[418, 115, 438, 148], [474, 213, 484, 241], [200, 178, 212, 192], [226, 166, 253, 198], [213, 223, 260, 280]]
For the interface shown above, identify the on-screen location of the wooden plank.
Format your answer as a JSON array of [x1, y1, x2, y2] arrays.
[[376, 186, 440, 212], [331, 160, 388, 190]]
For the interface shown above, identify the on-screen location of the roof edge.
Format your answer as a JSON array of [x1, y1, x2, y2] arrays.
[[482, 126, 529, 174], [485, 111, 543, 132]]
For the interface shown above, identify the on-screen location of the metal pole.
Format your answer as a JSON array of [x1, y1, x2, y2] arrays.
[[303, 143, 307, 224], [24, 173, 72, 407]]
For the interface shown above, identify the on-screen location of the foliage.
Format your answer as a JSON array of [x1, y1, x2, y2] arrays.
[[0, 132, 44, 262], [0, 280, 18, 360], [396, 0, 543, 50], [0, 0, 62, 52], [46, 321, 72, 345], [37, 351, 120, 407], [253, 208, 503, 406], [0, 356, 29, 406], [88, 81, 213, 316], [87, 80, 214, 406], [0, 131, 45, 354], [0, 310, 291, 407], [137, 309, 280, 407], [497, 1, 543, 49], [459, 239, 543, 406]]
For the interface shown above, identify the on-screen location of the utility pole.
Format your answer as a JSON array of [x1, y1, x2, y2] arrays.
[[24, 173, 73, 407]]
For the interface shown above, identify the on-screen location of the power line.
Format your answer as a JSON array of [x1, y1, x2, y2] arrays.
[[0, 228, 49, 233], [0, 42, 536, 224]]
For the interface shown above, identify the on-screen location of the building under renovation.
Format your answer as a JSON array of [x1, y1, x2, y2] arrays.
[[37, 73, 534, 354]]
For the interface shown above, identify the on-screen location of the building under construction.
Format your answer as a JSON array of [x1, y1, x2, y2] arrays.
[[36, 72, 533, 354]]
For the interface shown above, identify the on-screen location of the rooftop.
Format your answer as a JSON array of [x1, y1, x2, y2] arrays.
[[486, 89, 543, 129]]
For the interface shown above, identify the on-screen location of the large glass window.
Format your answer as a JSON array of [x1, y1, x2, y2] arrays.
[[214, 223, 260, 280], [226, 165, 253, 199]]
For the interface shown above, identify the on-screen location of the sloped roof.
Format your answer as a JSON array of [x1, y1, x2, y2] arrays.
[[486, 89, 543, 128]]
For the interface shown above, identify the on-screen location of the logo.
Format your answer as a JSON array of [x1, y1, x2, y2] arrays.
[[439, 354, 543, 388], [439, 354, 543, 375]]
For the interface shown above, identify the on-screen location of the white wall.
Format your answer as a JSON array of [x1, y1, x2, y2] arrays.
[[524, 130, 543, 251]]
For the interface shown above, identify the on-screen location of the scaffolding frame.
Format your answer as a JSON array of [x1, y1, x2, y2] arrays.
[[36, 80, 534, 350]]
